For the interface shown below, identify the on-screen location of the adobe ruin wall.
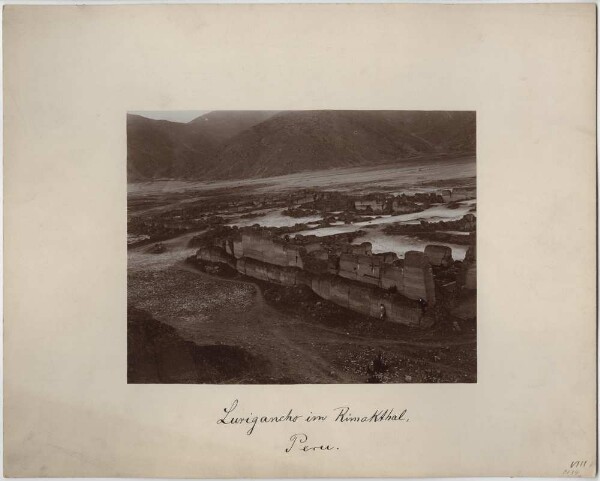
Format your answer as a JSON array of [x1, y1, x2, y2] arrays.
[[196, 229, 449, 327]]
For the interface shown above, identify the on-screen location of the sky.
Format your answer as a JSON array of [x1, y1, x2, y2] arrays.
[[129, 111, 211, 123]]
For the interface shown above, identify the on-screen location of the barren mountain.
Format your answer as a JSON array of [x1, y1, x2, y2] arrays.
[[211, 111, 475, 179], [187, 110, 279, 143], [127, 111, 278, 181], [127, 115, 217, 181], [128, 110, 475, 181]]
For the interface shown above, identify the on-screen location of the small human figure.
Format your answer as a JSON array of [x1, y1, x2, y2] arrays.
[[379, 303, 386, 321], [418, 297, 428, 315], [367, 350, 387, 383], [374, 350, 387, 372]]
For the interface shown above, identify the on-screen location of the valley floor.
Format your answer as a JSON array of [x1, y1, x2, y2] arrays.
[[128, 232, 476, 384]]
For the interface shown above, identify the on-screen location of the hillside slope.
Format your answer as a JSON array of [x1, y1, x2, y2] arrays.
[[128, 110, 475, 181], [211, 111, 475, 179], [127, 111, 278, 181], [186, 110, 279, 143], [127, 114, 217, 180]]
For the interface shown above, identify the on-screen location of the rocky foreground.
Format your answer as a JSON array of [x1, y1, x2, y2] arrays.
[[128, 246, 476, 384]]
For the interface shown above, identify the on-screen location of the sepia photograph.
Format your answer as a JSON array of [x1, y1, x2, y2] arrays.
[[127, 110, 477, 384], [6, 3, 596, 476]]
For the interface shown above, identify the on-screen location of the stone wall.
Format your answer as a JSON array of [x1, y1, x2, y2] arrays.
[[356, 255, 385, 286], [403, 251, 436, 303], [435, 187, 475, 202], [290, 193, 317, 206], [338, 252, 405, 290], [354, 200, 385, 213], [200, 231, 438, 304], [310, 273, 425, 326], [437, 189, 452, 203], [463, 245, 477, 290], [465, 266, 476, 290], [451, 187, 476, 201], [381, 264, 404, 291], [348, 243, 373, 256], [424, 245, 453, 267], [232, 231, 306, 269], [196, 245, 431, 327], [333, 251, 427, 300], [196, 246, 236, 268], [236, 257, 300, 286]]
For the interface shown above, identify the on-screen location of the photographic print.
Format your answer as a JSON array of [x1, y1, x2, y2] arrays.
[[127, 110, 477, 384], [6, 4, 596, 477]]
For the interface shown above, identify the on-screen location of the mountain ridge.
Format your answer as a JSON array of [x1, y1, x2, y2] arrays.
[[128, 110, 475, 182]]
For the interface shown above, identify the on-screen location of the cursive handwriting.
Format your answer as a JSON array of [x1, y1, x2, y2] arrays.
[[333, 406, 408, 423], [217, 399, 303, 435], [216, 400, 410, 440], [285, 433, 338, 453]]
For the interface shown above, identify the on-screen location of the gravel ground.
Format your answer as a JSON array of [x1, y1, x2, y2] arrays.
[[128, 232, 476, 384]]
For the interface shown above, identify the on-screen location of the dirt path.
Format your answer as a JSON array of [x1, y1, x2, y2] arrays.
[[176, 263, 356, 383], [129, 231, 476, 383]]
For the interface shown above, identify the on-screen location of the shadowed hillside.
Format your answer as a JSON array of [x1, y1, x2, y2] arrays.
[[212, 110, 475, 179], [127, 115, 219, 180], [187, 110, 278, 143], [128, 110, 475, 181], [127, 111, 278, 181]]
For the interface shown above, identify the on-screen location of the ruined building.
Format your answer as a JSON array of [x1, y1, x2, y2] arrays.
[[436, 187, 476, 203], [354, 199, 385, 214], [463, 244, 476, 290], [195, 229, 465, 327], [424, 245, 453, 267]]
